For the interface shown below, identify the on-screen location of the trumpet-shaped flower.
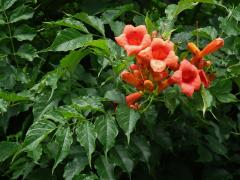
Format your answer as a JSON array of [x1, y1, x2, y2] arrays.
[[170, 60, 201, 97], [138, 38, 179, 72], [115, 25, 151, 56]]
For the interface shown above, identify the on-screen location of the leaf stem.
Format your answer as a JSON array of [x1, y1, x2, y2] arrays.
[[3, 8, 18, 67]]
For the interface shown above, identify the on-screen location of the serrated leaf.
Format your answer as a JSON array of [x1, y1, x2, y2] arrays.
[[219, 17, 240, 36], [63, 154, 88, 180], [145, 15, 155, 33], [0, 91, 30, 102], [95, 155, 115, 180], [72, 96, 104, 113], [104, 89, 125, 104], [205, 135, 227, 155], [232, 4, 240, 22], [110, 145, 134, 174], [27, 144, 42, 162], [116, 105, 140, 143], [74, 12, 105, 36], [47, 28, 92, 51], [109, 21, 124, 36], [17, 119, 56, 158], [73, 174, 98, 180], [132, 135, 150, 167], [192, 26, 217, 40], [201, 86, 213, 115], [10, 5, 34, 23], [60, 49, 89, 73], [95, 113, 118, 154], [33, 93, 58, 121], [228, 63, 240, 76], [86, 39, 110, 56], [57, 105, 85, 120], [0, 0, 18, 11], [47, 17, 89, 33], [53, 126, 73, 173], [76, 121, 96, 166], [16, 44, 38, 61], [10, 158, 35, 179], [13, 24, 36, 41], [0, 141, 18, 162], [216, 93, 238, 103]]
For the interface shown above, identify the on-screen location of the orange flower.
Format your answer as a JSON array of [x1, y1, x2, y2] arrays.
[[115, 25, 151, 56], [187, 42, 200, 56], [199, 38, 224, 57], [158, 79, 169, 93], [138, 38, 179, 71], [120, 70, 142, 88], [198, 70, 210, 88], [170, 60, 201, 97], [126, 92, 143, 109], [144, 80, 154, 92]]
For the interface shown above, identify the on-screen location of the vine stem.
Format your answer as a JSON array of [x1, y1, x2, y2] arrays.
[[3, 8, 18, 67]]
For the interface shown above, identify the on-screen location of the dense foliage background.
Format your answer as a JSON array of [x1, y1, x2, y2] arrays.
[[0, 0, 239, 179]]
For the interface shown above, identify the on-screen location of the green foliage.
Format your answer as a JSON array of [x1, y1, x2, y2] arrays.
[[0, 0, 239, 180]]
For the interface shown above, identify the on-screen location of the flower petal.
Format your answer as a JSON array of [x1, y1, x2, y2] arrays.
[[124, 45, 143, 56], [123, 25, 135, 35], [150, 60, 166, 72], [180, 83, 195, 97], [170, 70, 182, 84], [164, 51, 179, 70], [115, 34, 128, 47], [140, 34, 151, 49], [199, 70, 210, 88], [138, 47, 152, 60]]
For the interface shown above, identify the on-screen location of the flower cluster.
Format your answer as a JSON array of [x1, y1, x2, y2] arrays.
[[115, 25, 224, 109]]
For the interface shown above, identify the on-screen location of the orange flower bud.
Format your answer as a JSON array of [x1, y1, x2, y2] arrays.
[[200, 38, 224, 57], [126, 92, 143, 108], [121, 70, 142, 87], [130, 64, 139, 71], [144, 80, 154, 92], [158, 79, 169, 93], [133, 70, 142, 80], [187, 42, 200, 56]]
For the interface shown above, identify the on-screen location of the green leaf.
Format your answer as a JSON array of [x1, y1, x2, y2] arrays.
[[116, 105, 140, 143], [60, 49, 89, 73], [10, 5, 34, 23], [145, 15, 155, 33], [95, 155, 115, 180], [201, 86, 213, 115], [73, 174, 98, 180], [132, 135, 151, 166], [47, 28, 92, 51], [53, 126, 73, 172], [104, 89, 125, 104], [219, 17, 240, 36], [10, 158, 35, 179], [74, 12, 105, 36], [216, 93, 238, 103], [109, 21, 124, 36], [0, 141, 18, 162], [27, 145, 42, 163], [0, 91, 30, 102], [228, 63, 240, 76], [205, 135, 227, 155], [197, 145, 213, 162], [76, 121, 97, 166], [164, 87, 180, 113], [16, 44, 38, 61], [110, 145, 134, 175], [46, 17, 89, 33], [57, 105, 85, 120], [33, 93, 58, 121], [232, 4, 240, 22], [72, 96, 104, 113], [13, 24, 36, 41], [86, 39, 110, 56], [0, 0, 18, 11], [63, 154, 88, 180], [95, 113, 119, 154], [16, 119, 56, 159], [192, 26, 218, 40]]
